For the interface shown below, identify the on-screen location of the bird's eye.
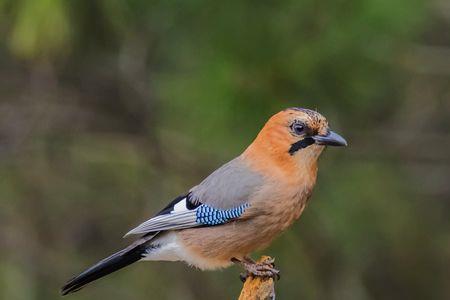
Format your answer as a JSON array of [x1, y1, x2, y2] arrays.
[[291, 122, 305, 135]]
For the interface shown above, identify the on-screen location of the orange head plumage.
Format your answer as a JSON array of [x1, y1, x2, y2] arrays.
[[243, 107, 347, 177]]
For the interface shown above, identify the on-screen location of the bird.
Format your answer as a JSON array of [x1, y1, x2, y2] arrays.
[[61, 107, 347, 295]]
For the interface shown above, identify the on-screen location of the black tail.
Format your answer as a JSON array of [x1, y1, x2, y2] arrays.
[[61, 243, 147, 295]]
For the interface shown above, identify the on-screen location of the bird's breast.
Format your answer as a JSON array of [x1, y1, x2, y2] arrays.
[[255, 179, 315, 232], [253, 158, 318, 227]]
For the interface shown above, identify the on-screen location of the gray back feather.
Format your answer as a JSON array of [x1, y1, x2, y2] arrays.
[[189, 156, 263, 209]]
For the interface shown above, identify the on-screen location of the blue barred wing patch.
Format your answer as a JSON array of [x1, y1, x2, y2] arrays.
[[196, 203, 250, 225]]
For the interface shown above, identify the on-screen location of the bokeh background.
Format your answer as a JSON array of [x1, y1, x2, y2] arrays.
[[1, 1, 449, 299]]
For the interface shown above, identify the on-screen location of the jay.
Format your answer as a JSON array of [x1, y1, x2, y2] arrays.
[[61, 107, 347, 295]]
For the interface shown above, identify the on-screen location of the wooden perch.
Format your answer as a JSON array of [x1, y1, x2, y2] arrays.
[[238, 256, 277, 300]]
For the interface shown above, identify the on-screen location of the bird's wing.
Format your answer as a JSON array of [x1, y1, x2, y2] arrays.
[[188, 156, 263, 209], [124, 194, 250, 236], [125, 157, 263, 237]]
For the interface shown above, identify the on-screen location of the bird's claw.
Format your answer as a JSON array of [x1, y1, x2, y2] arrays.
[[233, 257, 281, 281], [246, 263, 280, 280]]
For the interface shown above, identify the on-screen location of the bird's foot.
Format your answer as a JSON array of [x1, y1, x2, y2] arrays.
[[232, 256, 280, 281]]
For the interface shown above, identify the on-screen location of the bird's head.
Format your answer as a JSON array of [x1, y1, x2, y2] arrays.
[[282, 107, 347, 154], [245, 107, 347, 171]]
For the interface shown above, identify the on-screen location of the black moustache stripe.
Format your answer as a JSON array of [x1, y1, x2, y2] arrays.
[[288, 137, 315, 155]]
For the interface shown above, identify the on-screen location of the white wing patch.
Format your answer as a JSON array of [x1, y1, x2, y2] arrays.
[[172, 198, 188, 213], [124, 197, 198, 237]]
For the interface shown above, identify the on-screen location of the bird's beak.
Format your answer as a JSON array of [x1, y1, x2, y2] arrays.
[[312, 130, 347, 147]]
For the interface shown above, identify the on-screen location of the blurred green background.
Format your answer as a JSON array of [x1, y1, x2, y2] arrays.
[[0, 0, 449, 299]]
